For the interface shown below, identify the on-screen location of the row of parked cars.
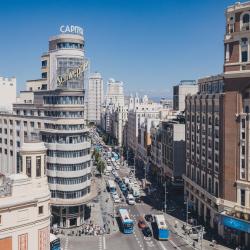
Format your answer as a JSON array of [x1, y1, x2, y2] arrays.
[[113, 175, 142, 205]]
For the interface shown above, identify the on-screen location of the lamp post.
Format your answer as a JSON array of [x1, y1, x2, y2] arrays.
[[184, 195, 191, 240]]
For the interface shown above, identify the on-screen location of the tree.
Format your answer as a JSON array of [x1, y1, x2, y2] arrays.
[[92, 149, 100, 164], [97, 160, 105, 175]]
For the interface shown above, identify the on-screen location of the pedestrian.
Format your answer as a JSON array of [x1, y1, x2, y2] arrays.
[[174, 220, 178, 228]]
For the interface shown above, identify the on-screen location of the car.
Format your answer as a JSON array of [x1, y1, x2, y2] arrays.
[[112, 193, 121, 203], [118, 180, 124, 186], [115, 177, 121, 183], [115, 165, 120, 170], [126, 194, 135, 205], [144, 214, 154, 222], [135, 197, 141, 203], [142, 227, 152, 237], [138, 217, 147, 229], [120, 185, 127, 193]]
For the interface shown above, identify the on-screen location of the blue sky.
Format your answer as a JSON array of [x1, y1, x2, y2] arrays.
[[0, 0, 237, 97]]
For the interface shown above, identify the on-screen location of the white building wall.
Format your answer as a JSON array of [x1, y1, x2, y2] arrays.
[[0, 77, 16, 112], [87, 72, 103, 123], [106, 78, 124, 107]]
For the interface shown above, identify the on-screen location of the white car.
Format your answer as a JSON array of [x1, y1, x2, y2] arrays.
[[126, 194, 135, 205], [115, 165, 120, 170], [112, 193, 121, 203]]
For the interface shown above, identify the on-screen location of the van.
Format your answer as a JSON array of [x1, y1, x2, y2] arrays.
[[126, 194, 135, 205]]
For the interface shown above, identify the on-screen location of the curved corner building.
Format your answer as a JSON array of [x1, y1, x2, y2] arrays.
[[8, 28, 95, 228]]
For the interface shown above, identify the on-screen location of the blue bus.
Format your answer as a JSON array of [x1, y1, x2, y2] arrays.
[[50, 233, 60, 250], [118, 208, 134, 234], [154, 214, 170, 240]]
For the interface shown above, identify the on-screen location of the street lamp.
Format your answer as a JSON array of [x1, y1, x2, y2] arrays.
[[184, 195, 191, 239]]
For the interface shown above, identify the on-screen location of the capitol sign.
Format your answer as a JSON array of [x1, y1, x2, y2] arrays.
[[60, 25, 83, 36]]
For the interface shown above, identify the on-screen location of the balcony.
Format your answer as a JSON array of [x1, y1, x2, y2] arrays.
[[47, 167, 91, 178]]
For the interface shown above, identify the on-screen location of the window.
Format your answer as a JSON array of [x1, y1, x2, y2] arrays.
[[38, 206, 43, 215], [208, 177, 212, 193], [42, 60, 47, 67], [245, 106, 249, 113], [36, 156, 41, 177], [243, 14, 250, 24], [242, 145, 245, 155], [241, 38, 248, 62], [241, 189, 246, 206], [242, 14, 250, 31], [41, 72, 47, 79], [26, 156, 32, 177]]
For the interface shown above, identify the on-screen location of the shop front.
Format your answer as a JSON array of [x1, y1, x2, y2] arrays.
[[219, 213, 250, 247]]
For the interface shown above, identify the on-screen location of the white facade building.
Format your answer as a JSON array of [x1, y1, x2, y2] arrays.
[[0, 77, 16, 112], [0, 27, 96, 229], [0, 140, 50, 250], [106, 78, 124, 108], [109, 105, 128, 146], [127, 94, 163, 152], [87, 72, 103, 124], [173, 80, 198, 111]]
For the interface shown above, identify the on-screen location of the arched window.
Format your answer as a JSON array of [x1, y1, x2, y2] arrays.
[[242, 13, 250, 31], [215, 117, 219, 126], [245, 105, 249, 113], [243, 14, 250, 23], [208, 117, 212, 125]]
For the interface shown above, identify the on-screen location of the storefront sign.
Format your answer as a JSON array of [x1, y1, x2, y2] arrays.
[[57, 61, 88, 86], [60, 25, 83, 36], [220, 214, 250, 233]]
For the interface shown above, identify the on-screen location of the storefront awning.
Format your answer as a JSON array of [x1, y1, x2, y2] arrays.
[[220, 213, 250, 233]]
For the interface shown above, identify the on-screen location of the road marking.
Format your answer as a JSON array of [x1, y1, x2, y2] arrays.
[[99, 236, 103, 250], [103, 235, 106, 250], [158, 241, 167, 250], [64, 237, 69, 250], [169, 239, 181, 250]]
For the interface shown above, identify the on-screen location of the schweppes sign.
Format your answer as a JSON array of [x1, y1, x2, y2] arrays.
[[57, 61, 88, 86]]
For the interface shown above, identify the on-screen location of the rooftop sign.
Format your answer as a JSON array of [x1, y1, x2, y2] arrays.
[[60, 25, 83, 36]]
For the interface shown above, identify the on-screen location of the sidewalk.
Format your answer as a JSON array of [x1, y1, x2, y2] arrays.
[[164, 213, 232, 250], [97, 175, 120, 234]]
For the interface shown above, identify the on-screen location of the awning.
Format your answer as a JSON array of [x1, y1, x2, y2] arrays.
[[220, 213, 250, 233]]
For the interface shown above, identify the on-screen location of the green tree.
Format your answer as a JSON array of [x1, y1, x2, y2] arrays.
[[97, 160, 105, 175]]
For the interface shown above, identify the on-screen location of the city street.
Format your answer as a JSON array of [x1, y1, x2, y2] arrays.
[[60, 129, 193, 250]]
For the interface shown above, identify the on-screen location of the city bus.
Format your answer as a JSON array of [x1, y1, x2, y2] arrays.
[[50, 233, 60, 250], [154, 214, 170, 240], [118, 208, 134, 234], [107, 179, 116, 193]]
